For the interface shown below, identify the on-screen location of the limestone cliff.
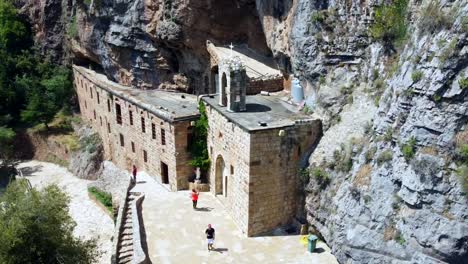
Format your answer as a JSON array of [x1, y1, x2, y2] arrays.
[[16, 0, 468, 263]]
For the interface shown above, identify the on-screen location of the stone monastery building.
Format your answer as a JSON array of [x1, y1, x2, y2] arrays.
[[73, 48, 321, 236]]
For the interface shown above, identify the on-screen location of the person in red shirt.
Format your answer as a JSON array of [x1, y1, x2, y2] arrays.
[[191, 189, 199, 209], [132, 165, 137, 184]]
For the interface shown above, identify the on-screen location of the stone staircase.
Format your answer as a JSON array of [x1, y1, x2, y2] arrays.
[[116, 193, 138, 264]]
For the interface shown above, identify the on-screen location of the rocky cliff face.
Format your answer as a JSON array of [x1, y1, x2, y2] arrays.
[[17, 0, 468, 263]]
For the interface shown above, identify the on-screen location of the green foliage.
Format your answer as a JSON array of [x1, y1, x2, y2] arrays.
[[0, 180, 99, 263], [298, 168, 310, 187], [433, 94, 442, 102], [370, 0, 409, 50], [456, 165, 468, 195], [0, 126, 16, 183], [80, 133, 101, 153], [318, 76, 326, 85], [188, 102, 210, 172], [401, 137, 417, 161], [383, 127, 394, 142], [310, 11, 325, 23], [395, 231, 406, 245], [365, 146, 377, 164], [68, 15, 78, 39], [418, 1, 453, 35], [333, 147, 353, 173], [312, 168, 330, 189], [45, 153, 69, 167], [0, 0, 32, 53], [411, 71, 423, 83], [377, 150, 393, 165], [439, 38, 457, 64], [458, 77, 468, 90], [88, 187, 113, 213]]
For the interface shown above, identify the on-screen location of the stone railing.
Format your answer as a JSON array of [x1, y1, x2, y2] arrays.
[[131, 193, 146, 264]]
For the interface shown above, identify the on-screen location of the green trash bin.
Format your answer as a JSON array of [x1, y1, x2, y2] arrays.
[[308, 235, 318, 253]]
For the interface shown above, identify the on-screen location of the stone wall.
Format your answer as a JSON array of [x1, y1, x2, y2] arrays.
[[205, 104, 251, 234], [74, 68, 194, 191], [248, 121, 321, 236], [247, 77, 284, 95], [205, 100, 321, 236]]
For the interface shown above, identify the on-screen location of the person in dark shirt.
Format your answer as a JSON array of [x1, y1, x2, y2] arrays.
[[205, 224, 215, 251]]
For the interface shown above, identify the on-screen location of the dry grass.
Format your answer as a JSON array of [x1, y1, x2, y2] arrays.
[[383, 225, 397, 241], [420, 146, 438, 156], [55, 134, 80, 152], [455, 131, 468, 147], [353, 164, 372, 187]]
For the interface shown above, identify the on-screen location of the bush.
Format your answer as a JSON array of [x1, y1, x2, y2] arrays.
[[189, 102, 210, 173], [411, 71, 423, 83], [68, 15, 78, 39], [312, 168, 330, 189], [88, 187, 113, 213], [365, 146, 377, 163], [370, 0, 409, 50], [439, 38, 457, 64], [418, 1, 453, 35], [459, 77, 468, 90], [401, 137, 417, 161], [377, 150, 393, 165], [456, 165, 468, 195]]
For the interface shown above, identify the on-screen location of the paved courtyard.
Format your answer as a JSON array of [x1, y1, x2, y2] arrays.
[[131, 172, 338, 264]]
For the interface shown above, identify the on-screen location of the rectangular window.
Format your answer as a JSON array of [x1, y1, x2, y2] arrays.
[[100, 116, 102, 126], [84, 101, 87, 109], [107, 99, 111, 112], [119, 133, 124, 147], [131, 142, 135, 153], [161, 128, 166, 145], [107, 122, 111, 133], [143, 150, 148, 162], [141, 117, 146, 133], [152, 123, 156, 139], [90, 87, 93, 99], [115, 104, 122, 125], [129, 110, 133, 125], [97, 92, 100, 104], [230, 165, 234, 175], [93, 110, 96, 120]]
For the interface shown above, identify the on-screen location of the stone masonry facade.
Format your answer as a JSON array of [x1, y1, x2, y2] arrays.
[[204, 101, 322, 236], [73, 66, 198, 191]]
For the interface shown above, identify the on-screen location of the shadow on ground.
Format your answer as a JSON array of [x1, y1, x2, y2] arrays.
[[195, 207, 214, 212], [19, 165, 43, 176]]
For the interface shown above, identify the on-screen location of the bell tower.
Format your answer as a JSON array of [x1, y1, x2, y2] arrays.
[[218, 44, 247, 112]]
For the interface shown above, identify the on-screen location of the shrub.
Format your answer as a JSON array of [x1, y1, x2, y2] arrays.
[[88, 187, 113, 213], [439, 38, 457, 64], [319, 76, 326, 85], [80, 133, 101, 153], [312, 168, 330, 189], [401, 137, 417, 161], [370, 0, 409, 50], [68, 15, 78, 39], [433, 94, 442, 102], [189, 102, 210, 173], [383, 127, 394, 142], [395, 231, 406, 245], [365, 146, 377, 163], [418, 1, 453, 35], [459, 77, 468, 90], [456, 165, 468, 195], [310, 11, 325, 23], [411, 71, 423, 83], [377, 150, 393, 165]]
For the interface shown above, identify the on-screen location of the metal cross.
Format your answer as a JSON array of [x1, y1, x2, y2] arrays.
[[229, 43, 234, 58]]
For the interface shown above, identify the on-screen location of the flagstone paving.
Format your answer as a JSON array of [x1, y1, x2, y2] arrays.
[[132, 172, 339, 264]]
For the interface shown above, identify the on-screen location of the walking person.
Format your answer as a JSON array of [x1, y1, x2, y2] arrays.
[[191, 189, 199, 209], [132, 165, 137, 184], [205, 224, 215, 251]]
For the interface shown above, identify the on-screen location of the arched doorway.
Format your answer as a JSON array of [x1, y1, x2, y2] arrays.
[[210, 66, 219, 94], [215, 155, 228, 196], [221, 73, 228, 106]]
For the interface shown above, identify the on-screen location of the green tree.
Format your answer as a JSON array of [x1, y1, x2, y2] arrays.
[[0, 0, 32, 53], [0, 126, 16, 183], [0, 180, 99, 263]]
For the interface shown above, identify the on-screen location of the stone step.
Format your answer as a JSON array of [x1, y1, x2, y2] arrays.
[[119, 245, 133, 254], [124, 218, 132, 224], [122, 228, 133, 235], [123, 222, 132, 228], [120, 239, 133, 247], [120, 234, 132, 241], [118, 256, 132, 264], [118, 250, 133, 259]]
